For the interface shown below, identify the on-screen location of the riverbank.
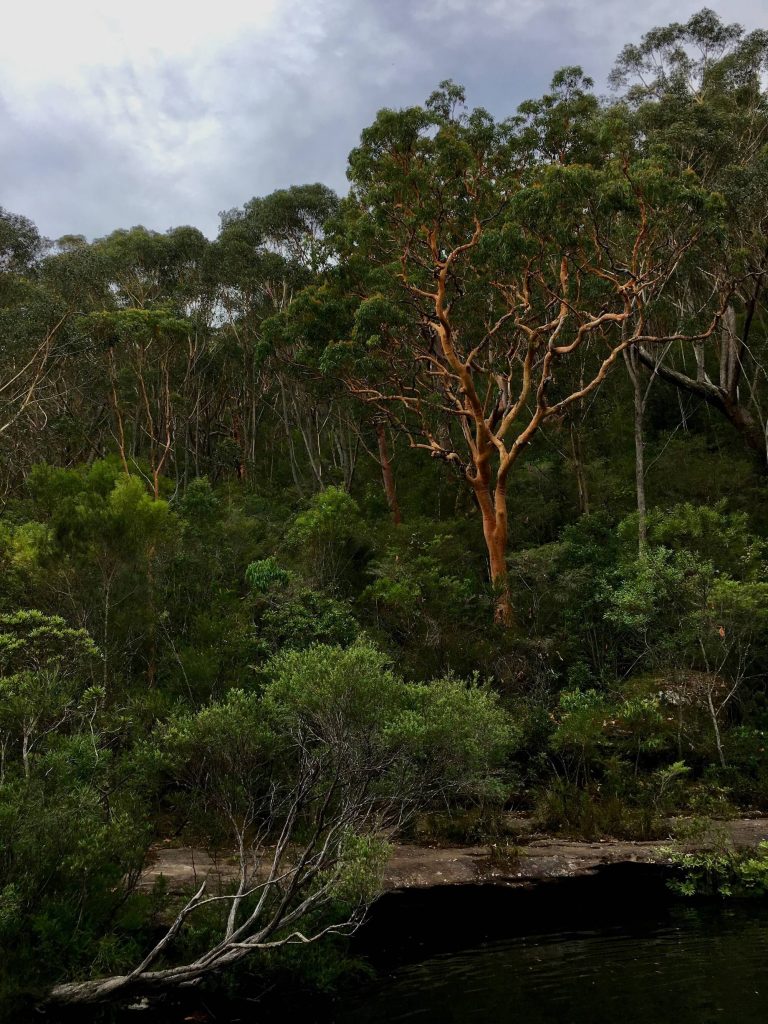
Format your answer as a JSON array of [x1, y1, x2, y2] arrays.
[[140, 817, 768, 893], [27, 819, 767, 1023]]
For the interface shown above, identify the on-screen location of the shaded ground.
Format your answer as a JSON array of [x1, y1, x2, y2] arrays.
[[140, 818, 768, 893]]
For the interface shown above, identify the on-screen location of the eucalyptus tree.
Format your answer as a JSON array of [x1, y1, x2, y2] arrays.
[[612, 9, 768, 468], [83, 226, 216, 488], [29, 226, 218, 487], [324, 80, 729, 625], [215, 184, 371, 494], [0, 208, 46, 277], [0, 209, 66, 479]]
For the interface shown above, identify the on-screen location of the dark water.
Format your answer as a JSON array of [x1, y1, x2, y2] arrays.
[[335, 905, 768, 1023], [36, 870, 768, 1024], [330, 871, 768, 1024]]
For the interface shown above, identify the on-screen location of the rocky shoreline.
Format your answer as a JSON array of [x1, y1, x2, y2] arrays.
[[140, 818, 768, 893]]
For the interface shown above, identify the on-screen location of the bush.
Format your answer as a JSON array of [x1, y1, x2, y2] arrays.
[[0, 738, 152, 1001], [665, 842, 768, 898]]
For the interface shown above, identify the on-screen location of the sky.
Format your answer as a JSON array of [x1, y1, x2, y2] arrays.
[[1, 0, 765, 241]]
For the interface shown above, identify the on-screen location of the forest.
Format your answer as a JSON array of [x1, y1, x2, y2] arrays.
[[0, 7, 767, 1015]]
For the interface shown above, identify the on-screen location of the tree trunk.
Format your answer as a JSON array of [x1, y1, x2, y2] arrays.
[[632, 372, 647, 557], [637, 339, 768, 473], [103, 572, 111, 691], [476, 482, 513, 626], [625, 349, 647, 556], [721, 397, 768, 468], [707, 688, 727, 769], [146, 549, 157, 688], [22, 726, 30, 780], [569, 419, 590, 516], [48, 963, 224, 1006], [232, 411, 247, 481], [375, 421, 402, 525]]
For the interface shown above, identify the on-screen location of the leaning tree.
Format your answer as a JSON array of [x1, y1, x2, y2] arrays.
[[611, 9, 768, 468], [323, 81, 730, 625], [46, 643, 510, 1005]]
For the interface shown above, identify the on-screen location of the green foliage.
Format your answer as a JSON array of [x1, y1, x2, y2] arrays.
[[0, 738, 152, 999], [259, 589, 359, 653], [666, 841, 768, 898], [246, 556, 291, 594], [0, 207, 46, 275], [247, 556, 360, 654], [263, 642, 512, 804], [0, 609, 97, 674], [389, 674, 514, 802], [640, 501, 766, 578], [288, 485, 360, 548], [286, 486, 367, 590], [165, 640, 512, 805], [29, 460, 173, 556]]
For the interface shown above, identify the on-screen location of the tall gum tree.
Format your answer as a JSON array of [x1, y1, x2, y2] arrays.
[[611, 10, 768, 468], [326, 80, 730, 625], [0, 209, 68, 460]]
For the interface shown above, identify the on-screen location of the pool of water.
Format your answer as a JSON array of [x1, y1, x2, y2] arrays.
[[335, 903, 768, 1024], [329, 868, 768, 1024], [39, 869, 768, 1024]]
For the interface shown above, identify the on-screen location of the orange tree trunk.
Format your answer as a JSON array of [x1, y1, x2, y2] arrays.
[[375, 421, 402, 525], [474, 476, 514, 627]]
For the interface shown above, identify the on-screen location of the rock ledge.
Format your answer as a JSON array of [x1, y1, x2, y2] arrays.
[[141, 818, 768, 893]]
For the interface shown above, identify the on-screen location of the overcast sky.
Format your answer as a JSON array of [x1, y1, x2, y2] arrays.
[[1, 0, 764, 241]]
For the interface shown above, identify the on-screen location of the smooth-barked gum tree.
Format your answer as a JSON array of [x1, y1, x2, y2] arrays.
[[326, 79, 729, 625]]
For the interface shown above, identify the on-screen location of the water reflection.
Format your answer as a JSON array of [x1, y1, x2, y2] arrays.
[[338, 904, 768, 1024]]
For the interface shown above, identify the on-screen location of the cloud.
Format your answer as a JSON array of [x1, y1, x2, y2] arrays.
[[1, 0, 764, 240]]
